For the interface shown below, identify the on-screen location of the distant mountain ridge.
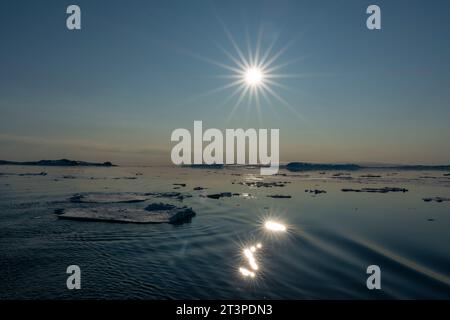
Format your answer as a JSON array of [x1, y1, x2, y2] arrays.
[[0, 159, 115, 167]]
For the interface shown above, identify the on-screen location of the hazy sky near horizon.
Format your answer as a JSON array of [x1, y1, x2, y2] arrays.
[[1, 0, 450, 165]]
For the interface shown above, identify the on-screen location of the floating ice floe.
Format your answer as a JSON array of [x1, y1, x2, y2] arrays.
[[423, 197, 450, 203], [145, 191, 192, 201], [237, 181, 290, 188], [202, 192, 253, 199], [205, 192, 233, 199], [304, 189, 327, 195], [173, 183, 186, 187], [0, 172, 47, 177], [359, 174, 382, 178], [70, 193, 149, 203], [341, 187, 408, 193], [57, 205, 196, 224], [267, 194, 292, 199]]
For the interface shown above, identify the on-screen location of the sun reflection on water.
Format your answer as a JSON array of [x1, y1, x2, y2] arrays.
[[239, 242, 263, 278], [238, 215, 288, 279], [239, 267, 256, 278], [264, 220, 287, 232], [243, 248, 259, 271]]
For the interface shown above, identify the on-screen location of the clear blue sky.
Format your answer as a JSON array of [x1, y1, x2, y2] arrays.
[[1, 0, 449, 165]]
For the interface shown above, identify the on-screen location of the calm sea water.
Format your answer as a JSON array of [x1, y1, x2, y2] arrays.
[[1, 165, 450, 299]]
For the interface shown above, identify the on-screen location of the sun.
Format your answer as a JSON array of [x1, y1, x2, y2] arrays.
[[190, 23, 306, 122], [245, 67, 264, 86]]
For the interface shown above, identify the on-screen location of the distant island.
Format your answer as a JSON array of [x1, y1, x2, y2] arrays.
[[0, 159, 115, 167], [185, 164, 224, 169], [283, 162, 450, 172], [284, 162, 361, 171], [381, 164, 450, 171]]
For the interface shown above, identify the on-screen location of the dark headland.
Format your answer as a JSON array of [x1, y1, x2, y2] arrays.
[[0, 159, 115, 167]]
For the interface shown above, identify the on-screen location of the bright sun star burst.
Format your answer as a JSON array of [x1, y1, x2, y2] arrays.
[[244, 67, 264, 86], [191, 23, 307, 122]]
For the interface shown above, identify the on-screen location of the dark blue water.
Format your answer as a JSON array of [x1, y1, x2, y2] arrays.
[[1, 166, 450, 299]]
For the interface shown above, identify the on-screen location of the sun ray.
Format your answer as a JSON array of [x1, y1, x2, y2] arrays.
[[263, 55, 310, 74], [188, 51, 243, 74], [260, 38, 296, 70], [254, 24, 264, 67], [258, 85, 281, 121], [187, 78, 244, 102], [245, 27, 254, 67], [215, 42, 248, 72], [213, 82, 248, 112], [261, 82, 304, 120], [258, 32, 280, 69], [263, 78, 290, 91], [218, 19, 251, 69], [265, 72, 332, 79], [254, 86, 263, 127], [226, 85, 251, 124]]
